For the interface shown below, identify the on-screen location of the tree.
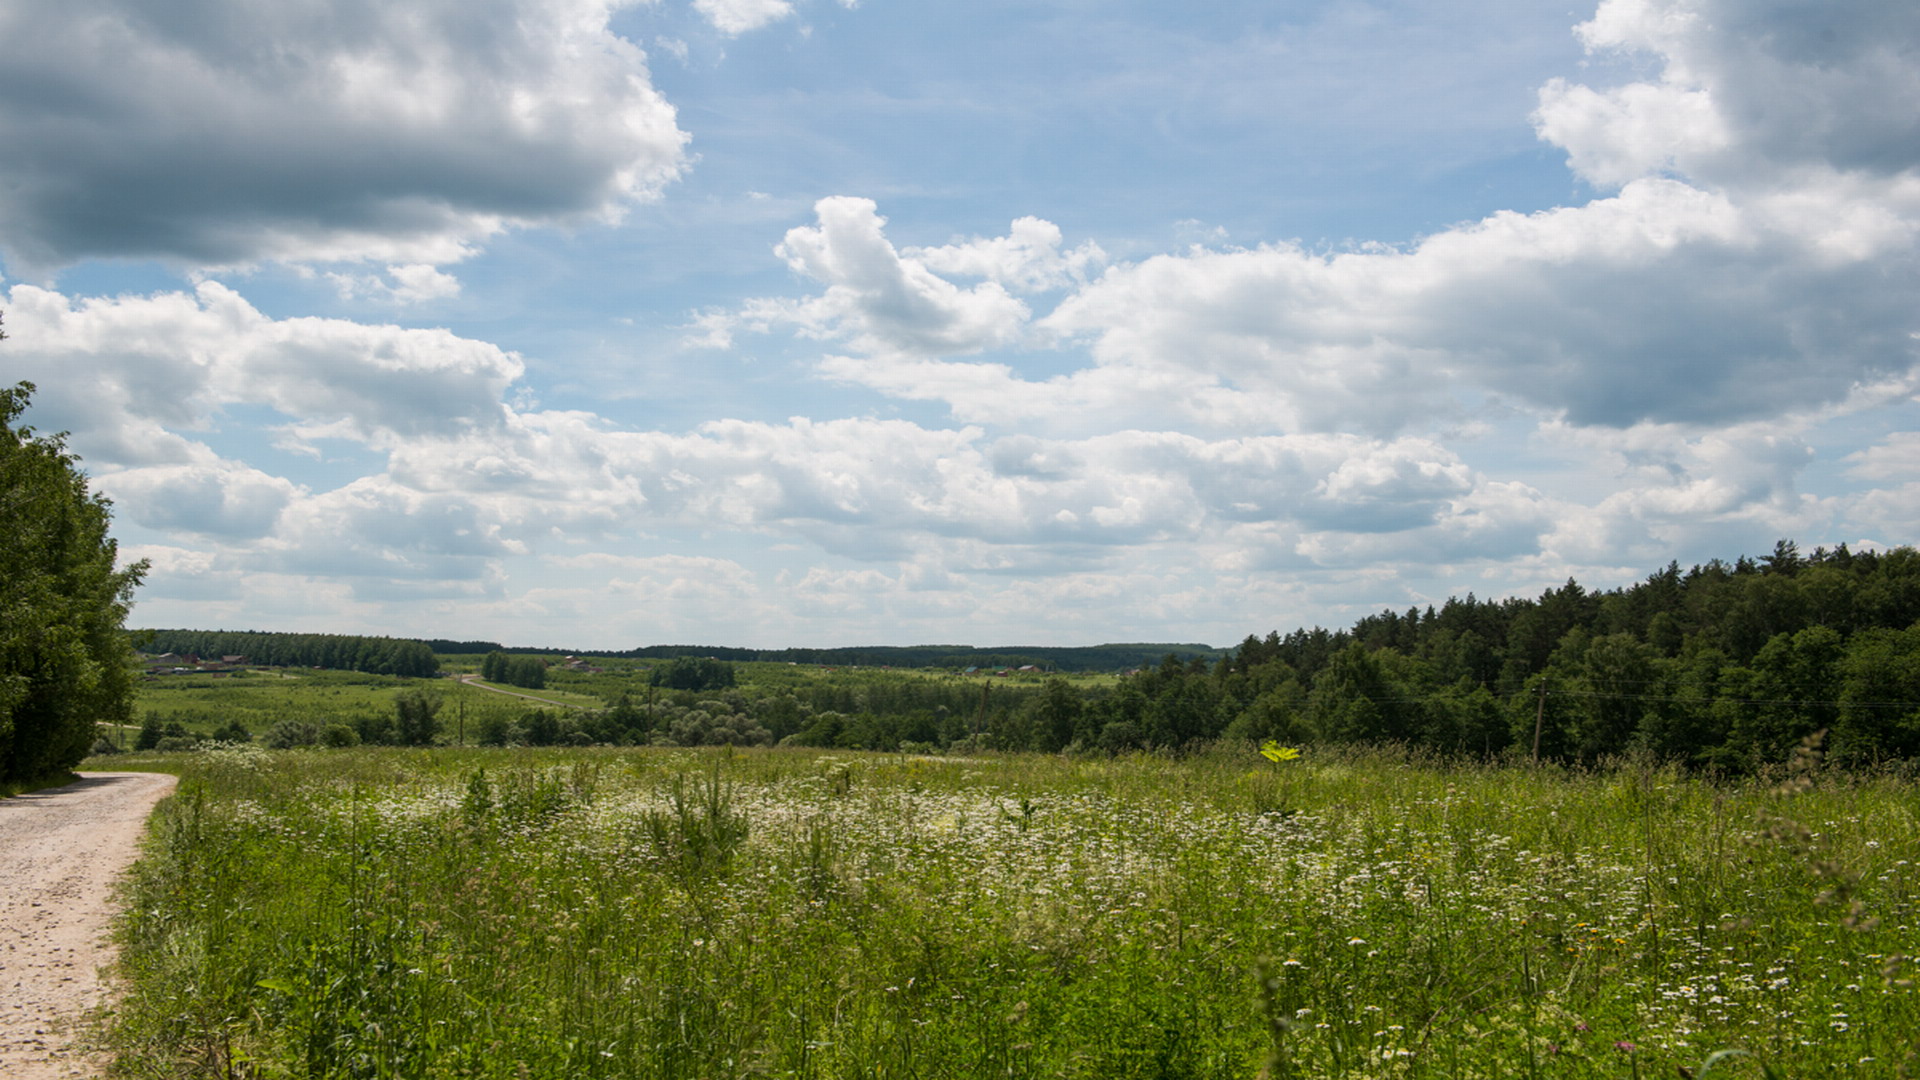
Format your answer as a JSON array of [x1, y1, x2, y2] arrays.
[[1, 373, 148, 785], [650, 656, 735, 692], [394, 690, 443, 746], [505, 656, 547, 689]]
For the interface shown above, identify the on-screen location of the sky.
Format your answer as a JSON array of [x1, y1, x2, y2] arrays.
[[2, 0, 1917, 650]]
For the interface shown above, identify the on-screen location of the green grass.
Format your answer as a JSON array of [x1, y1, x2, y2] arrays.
[[96, 744, 1917, 1078], [0, 770, 81, 798], [128, 668, 609, 743], [133, 668, 443, 735]]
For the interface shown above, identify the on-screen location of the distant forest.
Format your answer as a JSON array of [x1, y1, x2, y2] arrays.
[[620, 539, 1920, 768], [425, 640, 1223, 673], [1178, 540, 1920, 769], [140, 629, 439, 678], [140, 541, 1920, 768]]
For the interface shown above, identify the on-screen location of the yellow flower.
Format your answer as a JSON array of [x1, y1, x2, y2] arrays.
[[1259, 740, 1301, 763]]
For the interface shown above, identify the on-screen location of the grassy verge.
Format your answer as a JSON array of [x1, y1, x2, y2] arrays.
[[105, 743, 1917, 1077], [0, 771, 80, 798]]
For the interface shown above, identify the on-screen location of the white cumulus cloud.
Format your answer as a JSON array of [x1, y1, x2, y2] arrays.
[[693, 0, 794, 36], [0, 0, 688, 273]]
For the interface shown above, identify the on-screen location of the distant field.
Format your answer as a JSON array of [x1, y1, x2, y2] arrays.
[[130, 666, 613, 740], [123, 658, 1115, 751], [94, 743, 1917, 1078]]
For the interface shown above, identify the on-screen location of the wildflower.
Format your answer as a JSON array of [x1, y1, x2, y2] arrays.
[[1259, 741, 1301, 763]]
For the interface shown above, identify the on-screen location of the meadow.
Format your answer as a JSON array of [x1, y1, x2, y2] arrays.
[[126, 666, 610, 747], [93, 741, 1916, 1078]]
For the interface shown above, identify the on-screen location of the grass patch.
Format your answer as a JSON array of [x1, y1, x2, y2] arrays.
[[0, 770, 80, 798], [105, 743, 1918, 1077]]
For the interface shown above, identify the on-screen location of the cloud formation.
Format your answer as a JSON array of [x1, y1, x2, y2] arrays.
[[724, 0, 1917, 439], [693, 0, 794, 36], [0, 0, 688, 273], [7, 0, 1916, 647]]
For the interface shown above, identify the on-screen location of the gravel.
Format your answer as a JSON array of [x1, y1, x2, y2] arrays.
[[0, 772, 177, 1079]]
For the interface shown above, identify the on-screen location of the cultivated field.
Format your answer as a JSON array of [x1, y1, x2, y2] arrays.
[[91, 742, 1915, 1078]]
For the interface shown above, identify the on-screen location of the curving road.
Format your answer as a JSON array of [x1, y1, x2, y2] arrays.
[[456, 673, 583, 709], [0, 772, 177, 1079]]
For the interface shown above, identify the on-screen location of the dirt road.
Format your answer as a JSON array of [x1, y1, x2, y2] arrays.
[[456, 673, 583, 709], [0, 772, 177, 1079]]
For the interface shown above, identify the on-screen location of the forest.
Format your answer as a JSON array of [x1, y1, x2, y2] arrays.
[[141, 628, 440, 678], [126, 541, 1920, 771], [532, 540, 1920, 768], [1086, 540, 1920, 768]]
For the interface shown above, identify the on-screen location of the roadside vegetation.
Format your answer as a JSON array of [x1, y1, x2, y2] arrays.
[[98, 740, 1916, 1078], [0, 373, 145, 792]]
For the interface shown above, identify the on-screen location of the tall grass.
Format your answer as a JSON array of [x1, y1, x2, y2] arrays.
[[105, 744, 1917, 1077]]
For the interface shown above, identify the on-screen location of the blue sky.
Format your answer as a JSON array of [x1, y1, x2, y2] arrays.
[[4, 0, 1917, 649]]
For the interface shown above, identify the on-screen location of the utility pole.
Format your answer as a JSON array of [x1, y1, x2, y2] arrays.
[[1530, 678, 1548, 764]]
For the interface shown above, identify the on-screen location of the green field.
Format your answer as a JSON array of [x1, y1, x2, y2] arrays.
[[126, 666, 622, 746], [92, 742, 1916, 1078], [120, 657, 1102, 753]]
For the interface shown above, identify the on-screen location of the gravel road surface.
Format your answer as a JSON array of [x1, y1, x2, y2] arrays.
[[1, 772, 177, 1079]]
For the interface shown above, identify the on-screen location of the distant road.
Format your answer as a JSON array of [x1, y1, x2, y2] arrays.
[[455, 674, 584, 710], [0, 772, 177, 1079]]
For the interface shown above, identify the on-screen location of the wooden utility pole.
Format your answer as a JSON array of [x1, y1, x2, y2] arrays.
[[1530, 679, 1548, 764]]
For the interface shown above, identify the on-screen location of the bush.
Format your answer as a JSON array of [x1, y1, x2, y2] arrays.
[[263, 719, 321, 749]]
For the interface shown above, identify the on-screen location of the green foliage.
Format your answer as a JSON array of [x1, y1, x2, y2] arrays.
[[113, 539, 1920, 769], [649, 655, 736, 692], [263, 719, 321, 749], [635, 762, 750, 879], [140, 628, 439, 677], [481, 650, 549, 689], [0, 376, 146, 784], [1100, 541, 1920, 766], [393, 689, 443, 746], [103, 745, 1920, 1078]]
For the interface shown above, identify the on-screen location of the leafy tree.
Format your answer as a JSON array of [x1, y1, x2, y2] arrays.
[[1568, 633, 1657, 759], [394, 690, 443, 746], [650, 656, 735, 692], [135, 712, 166, 751], [1835, 625, 1920, 763], [1, 375, 148, 785], [1031, 678, 1084, 751], [482, 650, 509, 681]]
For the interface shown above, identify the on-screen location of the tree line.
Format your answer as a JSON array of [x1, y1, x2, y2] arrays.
[[1093, 541, 1920, 768], [462, 641, 1220, 672], [141, 629, 440, 678], [510, 541, 1920, 769]]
